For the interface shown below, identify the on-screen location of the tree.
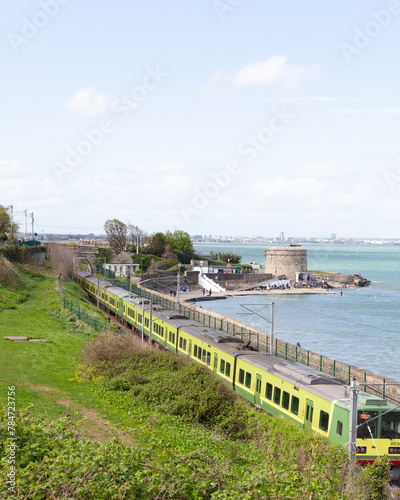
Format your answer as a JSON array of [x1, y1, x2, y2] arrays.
[[218, 253, 241, 264], [144, 232, 166, 257], [0, 205, 11, 235], [165, 230, 194, 263], [104, 219, 128, 251], [161, 244, 179, 269]]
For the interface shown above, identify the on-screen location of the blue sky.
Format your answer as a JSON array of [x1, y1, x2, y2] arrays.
[[1, 0, 400, 238]]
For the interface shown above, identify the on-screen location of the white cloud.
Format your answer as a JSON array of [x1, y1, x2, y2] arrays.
[[332, 108, 400, 115], [231, 55, 319, 88], [294, 162, 343, 179], [0, 160, 32, 179], [65, 87, 109, 117]]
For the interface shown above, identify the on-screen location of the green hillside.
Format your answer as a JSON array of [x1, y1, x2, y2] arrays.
[[0, 257, 396, 499]]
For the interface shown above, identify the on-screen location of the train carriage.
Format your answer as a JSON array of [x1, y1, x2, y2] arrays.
[[76, 272, 400, 477]]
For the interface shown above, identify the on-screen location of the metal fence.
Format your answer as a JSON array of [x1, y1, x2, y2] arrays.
[[62, 297, 125, 335], [92, 268, 400, 401]]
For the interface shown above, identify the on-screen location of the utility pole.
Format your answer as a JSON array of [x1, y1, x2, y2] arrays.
[[177, 263, 182, 306], [24, 209, 27, 241], [97, 276, 100, 309], [270, 301, 275, 356], [141, 299, 144, 346], [349, 378, 358, 463], [238, 301, 275, 355], [9, 205, 13, 241], [149, 299, 152, 344], [30, 213, 34, 241]]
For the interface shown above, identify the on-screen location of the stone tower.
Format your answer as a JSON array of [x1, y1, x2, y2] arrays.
[[264, 245, 307, 280]]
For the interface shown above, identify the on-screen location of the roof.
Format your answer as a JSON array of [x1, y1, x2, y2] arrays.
[[111, 251, 133, 264]]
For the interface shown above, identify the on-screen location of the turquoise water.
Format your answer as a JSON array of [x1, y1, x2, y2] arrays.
[[194, 243, 400, 381]]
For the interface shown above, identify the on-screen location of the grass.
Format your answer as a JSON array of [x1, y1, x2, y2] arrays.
[[0, 264, 398, 499]]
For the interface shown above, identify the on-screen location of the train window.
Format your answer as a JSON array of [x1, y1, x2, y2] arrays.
[[238, 369, 245, 385], [357, 411, 378, 439], [145, 318, 149, 328], [179, 337, 182, 348], [265, 383, 273, 400], [336, 421, 343, 437], [282, 391, 290, 410], [169, 331, 172, 342], [245, 372, 251, 389], [138, 314, 142, 324], [161, 327, 164, 338], [291, 396, 299, 415], [172, 333, 175, 344], [381, 412, 400, 439], [202, 350, 206, 363], [183, 339, 187, 350], [225, 362, 231, 377], [198, 348, 202, 360], [220, 359, 225, 374], [319, 411, 329, 432], [194, 345, 198, 357], [273, 387, 281, 405], [206, 352, 211, 365]]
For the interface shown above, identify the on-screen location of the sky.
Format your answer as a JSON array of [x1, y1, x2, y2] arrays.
[[1, 0, 400, 239]]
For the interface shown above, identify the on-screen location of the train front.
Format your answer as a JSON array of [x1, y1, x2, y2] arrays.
[[356, 407, 400, 481]]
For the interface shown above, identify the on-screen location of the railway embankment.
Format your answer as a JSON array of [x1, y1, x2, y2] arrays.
[[137, 282, 400, 403]]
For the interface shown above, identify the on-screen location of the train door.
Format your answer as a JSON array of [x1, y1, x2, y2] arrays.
[[118, 298, 124, 317], [213, 353, 218, 375], [189, 339, 192, 357], [255, 374, 262, 406], [305, 399, 314, 429]]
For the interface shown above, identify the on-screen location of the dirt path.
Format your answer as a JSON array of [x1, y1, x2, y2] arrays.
[[25, 383, 134, 445]]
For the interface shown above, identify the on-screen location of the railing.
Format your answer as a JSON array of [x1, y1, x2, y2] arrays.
[[94, 267, 400, 401]]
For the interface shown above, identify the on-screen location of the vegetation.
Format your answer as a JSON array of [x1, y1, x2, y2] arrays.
[[103, 219, 128, 251], [210, 251, 242, 264], [0, 205, 13, 239], [165, 229, 194, 263], [0, 257, 398, 499], [143, 232, 166, 257]]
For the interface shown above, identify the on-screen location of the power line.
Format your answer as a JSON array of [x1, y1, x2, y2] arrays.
[[275, 299, 399, 335], [38, 224, 104, 230]]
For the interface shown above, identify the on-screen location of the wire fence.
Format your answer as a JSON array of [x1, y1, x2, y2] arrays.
[[91, 267, 400, 401], [62, 297, 125, 335]]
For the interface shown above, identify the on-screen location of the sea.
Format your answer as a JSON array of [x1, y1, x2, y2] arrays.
[[194, 243, 400, 381]]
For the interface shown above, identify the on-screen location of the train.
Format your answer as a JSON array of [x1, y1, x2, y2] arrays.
[[77, 272, 400, 478]]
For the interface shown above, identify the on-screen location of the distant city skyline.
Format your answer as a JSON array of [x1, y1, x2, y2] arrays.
[[1, 1, 400, 238]]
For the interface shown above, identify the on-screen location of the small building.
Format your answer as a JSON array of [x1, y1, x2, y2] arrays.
[[103, 251, 139, 277]]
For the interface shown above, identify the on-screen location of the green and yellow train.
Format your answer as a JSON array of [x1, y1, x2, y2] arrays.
[[77, 272, 400, 478]]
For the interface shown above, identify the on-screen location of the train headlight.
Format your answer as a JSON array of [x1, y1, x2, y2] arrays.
[[356, 446, 367, 454], [388, 447, 400, 454]]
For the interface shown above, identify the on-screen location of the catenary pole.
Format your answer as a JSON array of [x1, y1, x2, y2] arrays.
[[270, 301, 275, 356], [349, 378, 358, 463]]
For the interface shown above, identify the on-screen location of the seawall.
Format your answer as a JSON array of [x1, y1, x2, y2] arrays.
[[137, 282, 400, 402]]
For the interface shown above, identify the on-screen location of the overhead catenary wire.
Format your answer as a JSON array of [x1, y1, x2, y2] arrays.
[[272, 299, 399, 335]]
